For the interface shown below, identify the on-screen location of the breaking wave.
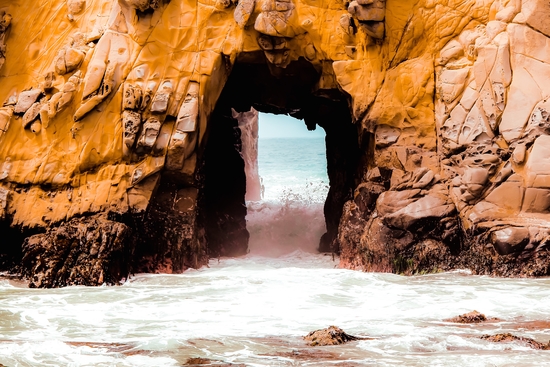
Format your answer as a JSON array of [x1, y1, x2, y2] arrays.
[[246, 179, 329, 256]]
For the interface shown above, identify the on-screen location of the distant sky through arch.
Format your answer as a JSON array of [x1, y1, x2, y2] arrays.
[[258, 113, 326, 139]]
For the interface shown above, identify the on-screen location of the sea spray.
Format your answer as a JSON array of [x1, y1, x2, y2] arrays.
[[248, 134, 329, 256], [247, 182, 328, 256]]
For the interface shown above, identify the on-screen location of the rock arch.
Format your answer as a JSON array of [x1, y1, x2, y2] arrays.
[[201, 57, 359, 257], [1, 0, 550, 286]]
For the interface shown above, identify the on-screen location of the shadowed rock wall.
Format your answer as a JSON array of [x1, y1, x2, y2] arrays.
[[202, 105, 249, 258]]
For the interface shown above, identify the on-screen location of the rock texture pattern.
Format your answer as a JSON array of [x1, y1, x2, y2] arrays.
[[481, 333, 550, 350], [336, 0, 550, 277], [445, 310, 498, 324], [0, 0, 550, 286], [303, 326, 364, 346], [21, 215, 133, 288]]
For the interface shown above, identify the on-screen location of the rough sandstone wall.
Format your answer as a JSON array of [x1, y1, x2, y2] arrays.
[[338, 0, 550, 276], [0, 0, 548, 285]]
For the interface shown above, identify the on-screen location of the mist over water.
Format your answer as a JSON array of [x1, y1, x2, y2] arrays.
[[247, 137, 329, 256], [2, 135, 550, 366]]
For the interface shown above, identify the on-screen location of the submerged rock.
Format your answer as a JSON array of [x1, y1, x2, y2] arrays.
[[445, 310, 499, 324], [268, 349, 339, 361], [304, 326, 364, 346], [481, 333, 550, 350], [184, 358, 245, 366]]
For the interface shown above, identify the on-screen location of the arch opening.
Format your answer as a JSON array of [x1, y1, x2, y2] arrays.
[[246, 112, 328, 257], [201, 57, 360, 257]]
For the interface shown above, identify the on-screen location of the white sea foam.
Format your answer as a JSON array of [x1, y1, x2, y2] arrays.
[[246, 183, 328, 256], [3, 264, 550, 366]]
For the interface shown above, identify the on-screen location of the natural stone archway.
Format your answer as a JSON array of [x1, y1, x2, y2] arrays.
[[201, 57, 359, 256], [1, 0, 550, 286]]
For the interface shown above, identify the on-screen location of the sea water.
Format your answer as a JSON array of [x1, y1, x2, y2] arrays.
[[247, 137, 329, 256], [2, 136, 550, 366]]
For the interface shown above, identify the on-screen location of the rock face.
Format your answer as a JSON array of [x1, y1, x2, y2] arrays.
[[337, 0, 550, 277], [21, 215, 133, 288], [1, 0, 550, 286], [235, 108, 261, 202]]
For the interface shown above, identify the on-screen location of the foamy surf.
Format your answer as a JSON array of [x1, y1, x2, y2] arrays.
[[3, 260, 550, 366], [2, 137, 550, 366]]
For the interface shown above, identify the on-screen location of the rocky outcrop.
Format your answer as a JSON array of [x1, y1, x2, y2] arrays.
[[21, 215, 133, 288], [338, 0, 550, 276], [445, 311, 498, 324], [1, 0, 550, 286], [303, 326, 364, 346], [481, 333, 550, 350], [339, 167, 460, 273]]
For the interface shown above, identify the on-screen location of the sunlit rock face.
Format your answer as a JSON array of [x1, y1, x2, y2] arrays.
[[0, 0, 549, 286], [338, 0, 550, 277]]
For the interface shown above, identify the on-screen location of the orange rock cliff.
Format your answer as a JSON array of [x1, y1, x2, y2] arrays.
[[1, 0, 549, 287]]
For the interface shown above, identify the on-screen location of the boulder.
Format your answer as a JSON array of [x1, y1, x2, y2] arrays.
[[445, 310, 498, 323], [304, 326, 365, 346], [481, 333, 550, 350]]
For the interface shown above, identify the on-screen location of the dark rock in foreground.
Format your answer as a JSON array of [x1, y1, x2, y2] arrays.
[[445, 310, 499, 324], [481, 333, 550, 350], [338, 166, 550, 278], [184, 358, 245, 366], [21, 215, 134, 288], [304, 326, 365, 346]]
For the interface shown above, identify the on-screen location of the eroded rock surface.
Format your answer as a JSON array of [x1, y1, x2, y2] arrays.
[[338, 0, 550, 276], [0, 0, 550, 286], [481, 333, 550, 350], [303, 326, 364, 346], [445, 310, 499, 324], [21, 215, 133, 288]]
